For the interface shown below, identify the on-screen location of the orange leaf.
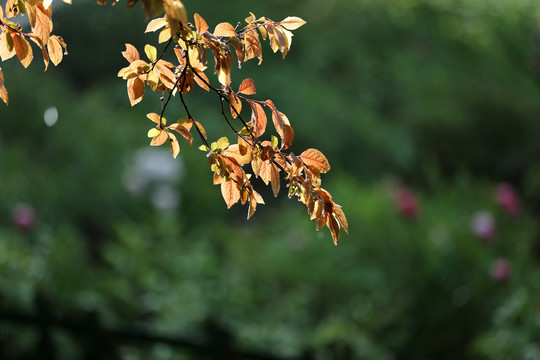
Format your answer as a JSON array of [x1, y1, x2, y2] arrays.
[[168, 123, 193, 146], [0, 85, 7, 105], [327, 214, 340, 245], [122, 43, 140, 63], [47, 35, 64, 65], [194, 13, 208, 34], [194, 69, 210, 91], [281, 124, 294, 150], [247, 190, 264, 219], [249, 101, 267, 137], [146, 112, 165, 125], [158, 27, 172, 43], [332, 203, 348, 234], [27, 34, 49, 70], [229, 93, 242, 118], [213, 22, 236, 37], [0, 68, 4, 89], [150, 129, 168, 146], [127, 76, 145, 106], [222, 144, 251, 165], [13, 34, 33, 68], [299, 148, 331, 175], [243, 30, 262, 64], [33, 5, 52, 46], [221, 180, 240, 208], [279, 16, 306, 31], [239, 78, 256, 95], [168, 132, 180, 158]]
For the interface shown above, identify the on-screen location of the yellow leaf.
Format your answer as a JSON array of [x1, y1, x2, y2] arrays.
[[158, 27, 171, 43], [238, 78, 256, 95], [213, 22, 236, 37], [13, 33, 33, 68], [47, 35, 64, 65], [299, 148, 331, 175], [279, 16, 306, 31], [145, 17, 167, 33], [147, 128, 161, 137], [144, 44, 157, 62], [146, 112, 165, 125], [214, 136, 229, 151]]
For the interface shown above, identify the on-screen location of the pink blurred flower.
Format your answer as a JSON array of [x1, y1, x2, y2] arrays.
[[12, 203, 37, 232], [491, 258, 511, 282], [471, 211, 496, 242], [496, 183, 520, 216], [396, 187, 420, 221]]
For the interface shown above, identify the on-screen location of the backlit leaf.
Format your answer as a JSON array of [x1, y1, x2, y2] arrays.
[[194, 13, 208, 34], [150, 129, 168, 146], [0, 32, 16, 61], [47, 35, 64, 65], [0, 85, 8, 105], [32, 5, 51, 46], [13, 33, 33, 68], [146, 112, 164, 125], [229, 93, 242, 118], [147, 128, 161, 137], [27, 35, 49, 70], [127, 76, 145, 106], [168, 123, 193, 145], [213, 22, 236, 37], [144, 44, 157, 62], [279, 16, 306, 30], [249, 101, 267, 137], [222, 144, 251, 165], [168, 132, 180, 158], [244, 30, 262, 64], [299, 148, 331, 175], [221, 180, 240, 208], [332, 203, 348, 234], [327, 214, 340, 245], [239, 78, 256, 95], [163, 0, 187, 34], [145, 17, 167, 32], [281, 124, 294, 150]]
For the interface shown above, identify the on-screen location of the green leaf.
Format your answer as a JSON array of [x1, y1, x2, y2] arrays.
[[144, 44, 157, 62], [147, 128, 161, 137]]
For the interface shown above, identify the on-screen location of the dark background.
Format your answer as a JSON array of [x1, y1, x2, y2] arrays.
[[1, 0, 540, 358]]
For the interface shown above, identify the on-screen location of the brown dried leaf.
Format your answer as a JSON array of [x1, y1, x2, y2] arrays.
[[13, 33, 33, 68], [221, 180, 241, 208], [300, 148, 331, 175], [239, 78, 256, 95], [32, 5, 52, 46], [5, 0, 19, 18], [327, 214, 340, 245], [281, 124, 294, 150], [168, 123, 193, 146], [213, 22, 236, 37], [0, 85, 8, 105], [193, 69, 210, 91], [222, 144, 251, 165], [27, 34, 49, 70]]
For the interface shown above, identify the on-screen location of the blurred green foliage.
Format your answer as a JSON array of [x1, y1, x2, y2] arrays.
[[1, 0, 540, 358]]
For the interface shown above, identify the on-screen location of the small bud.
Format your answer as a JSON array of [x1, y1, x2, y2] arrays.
[[496, 183, 520, 216], [12, 203, 36, 232], [491, 258, 511, 282], [396, 187, 420, 221]]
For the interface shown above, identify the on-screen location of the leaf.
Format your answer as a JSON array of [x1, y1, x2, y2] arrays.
[[27, 34, 49, 70], [145, 17, 167, 32], [229, 93, 242, 118], [194, 13, 208, 34], [0, 32, 16, 61], [332, 203, 348, 234], [150, 129, 168, 146], [239, 78, 256, 95], [13, 33, 33, 68], [243, 29, 262, 64], [221, 180, 240, 208], [213, 22, 236, 37], [168, 123, 193, 146], [213, 136, 230, 152], [158, 27, 172, 43], [147, 128, 161, 137], [0, 85, 8, 105], [163, 0, 187, 34], [299, 148, 331, 175], [42, 0, 53, 9], [247, 190, 264, 219], [281, 124, 294, 150], [168, 132, 180, 158], [32, 5, 52, 46], [249, 101, 267, 137], [222, 144, 251, 165], [0, 68, 4, 89], [47, 35, 64, 65], [193, 69, 210, 91], [127, 76, 145, 106], [279, 16, 306, 31], [327, 214, 340, 245], [144, 44, 157, 62]]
